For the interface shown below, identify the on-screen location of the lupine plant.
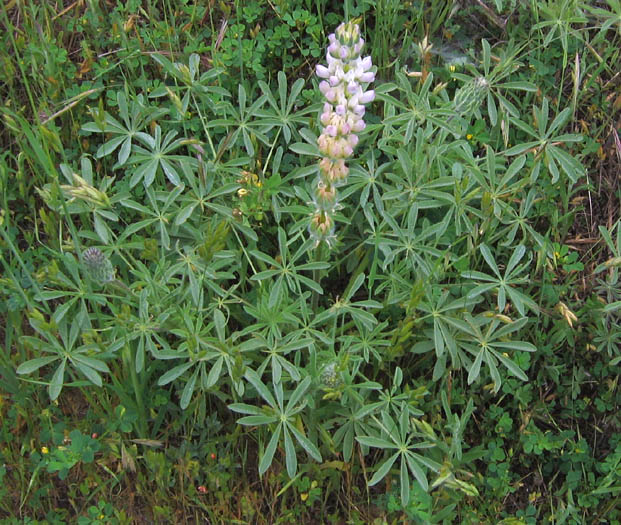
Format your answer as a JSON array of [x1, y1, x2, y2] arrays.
[[6, 4, 612, 520]]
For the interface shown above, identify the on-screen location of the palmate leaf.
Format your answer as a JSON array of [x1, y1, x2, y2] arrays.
[[357, 402, 436, 506]]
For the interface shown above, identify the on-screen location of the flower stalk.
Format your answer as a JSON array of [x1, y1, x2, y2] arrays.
[[309, 20, 375, 246]]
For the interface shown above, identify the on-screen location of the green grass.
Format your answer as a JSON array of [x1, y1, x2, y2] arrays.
[[1, 0, 620, 523]]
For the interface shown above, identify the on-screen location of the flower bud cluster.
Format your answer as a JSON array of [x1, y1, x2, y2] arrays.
[[82, 247, 115, 284], [309, 20, 375, 245]]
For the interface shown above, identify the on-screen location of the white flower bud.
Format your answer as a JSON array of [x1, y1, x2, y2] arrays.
[[316, 64, 330, 78], [359, 90, 375, 104]]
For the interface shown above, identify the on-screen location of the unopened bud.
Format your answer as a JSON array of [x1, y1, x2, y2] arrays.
[[82, 248, 115, 283]]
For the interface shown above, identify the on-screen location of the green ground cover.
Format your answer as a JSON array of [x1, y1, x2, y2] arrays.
[[0, 0, 619, 523]]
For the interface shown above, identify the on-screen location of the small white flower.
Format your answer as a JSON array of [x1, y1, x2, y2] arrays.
[[359, 90, 375, 104], [316, 65, 330, 78]]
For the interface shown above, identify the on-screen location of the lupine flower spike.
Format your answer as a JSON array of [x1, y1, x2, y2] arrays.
[[309, 20, 375, 245]]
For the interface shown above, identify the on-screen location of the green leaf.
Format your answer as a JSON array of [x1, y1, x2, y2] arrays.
[[229, 403, 263, 415], [259, 424, 282, 476], [356, 436, 396, 449], [506, 245, 526, 275], [96, 135, 125, 158], [71, 354, 110, 373], [17, 356, 58, 375], [180, 368, 198, 409], [367, 451, 399, 486], [237, 414, 278, 425], [289, 423, 322, 462], [74, 362, 102, 387], [505, 141, 539, 156], [400, 456, 410, 506], [287, 376, 311, 411], [244, 369, 277, 408], [289, 142, 320, 157], [49, 360, 66, 401], [468, 350, 484, 384], [283, 426, 297, 478], [405, 452, 429, 491], [493, 350, 529, 381], [158, 361, 193, 386], [206, 356, 223, 388], [213, 309, 226, 343], [497, 81, 538, 92], [479, 244, 500, 277]]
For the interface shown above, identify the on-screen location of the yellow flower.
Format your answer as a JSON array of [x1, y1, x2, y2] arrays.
[[41, 446, 49, 454], [466, 134, 473, 140]]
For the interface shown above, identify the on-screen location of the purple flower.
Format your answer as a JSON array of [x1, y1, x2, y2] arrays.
[[352, 119, 366, 132]]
